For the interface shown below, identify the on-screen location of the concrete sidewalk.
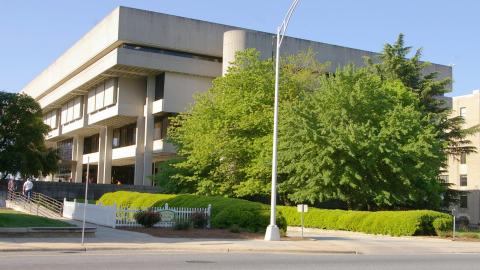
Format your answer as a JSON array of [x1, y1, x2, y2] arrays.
[[1, 221, 479, 255]]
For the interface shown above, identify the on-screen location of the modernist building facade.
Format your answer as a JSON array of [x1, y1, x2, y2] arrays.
[[444, 90, 480, 225], [22, 7, 452, 187]]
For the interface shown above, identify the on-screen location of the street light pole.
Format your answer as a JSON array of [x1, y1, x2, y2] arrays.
[[265, 0, 301, 241]]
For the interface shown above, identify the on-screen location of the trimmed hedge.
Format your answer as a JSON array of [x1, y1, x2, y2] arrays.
[[98, 191, 451, 236], [98, 191, 286, 233], [278, 206, 451, 236], [432, 217, 453, 235]]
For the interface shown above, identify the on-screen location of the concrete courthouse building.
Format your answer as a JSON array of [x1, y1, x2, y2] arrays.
[[22, 7, 451, 186]]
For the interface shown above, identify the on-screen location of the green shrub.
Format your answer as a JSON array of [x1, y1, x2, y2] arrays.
[[190, 212, 208, 229], [174, 220, 192, 230], [98, 191, 286, 233], [99, 191, 449, 237], [433, 217, 453, 235], [229, 224, 241, 233], [278, 206, 450, 236], [134, 209, 160, 228]]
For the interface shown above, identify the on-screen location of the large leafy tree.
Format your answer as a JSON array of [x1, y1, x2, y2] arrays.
[[164, 49, 326, 197], [0, 91, 58, 178], [367, 34, 477, 157], [278, 67, 444, 210]]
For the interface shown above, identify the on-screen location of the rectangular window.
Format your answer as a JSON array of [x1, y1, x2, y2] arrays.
[[460, 107, 467, 117], [60, 96, 82, 125], [57, 138, 73, 161], [87, 78, 117, 113], [460, 195, 468, 208], [83, 134, 99, 154], [460, 152, 466, 164], [43, 110, 58, 129], [460, 175, 468, 186], [112, 123, 136, 148], [438, 175, 449, 184], [154, 114, 171, 140], [155, 73, 165, 101]]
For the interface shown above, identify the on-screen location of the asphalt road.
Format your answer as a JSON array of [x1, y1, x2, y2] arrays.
[[0, 250, 479, 270]]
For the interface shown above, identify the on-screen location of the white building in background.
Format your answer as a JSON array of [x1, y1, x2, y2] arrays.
[[444, 90, 480, 226], [22, 6, 451, 186]]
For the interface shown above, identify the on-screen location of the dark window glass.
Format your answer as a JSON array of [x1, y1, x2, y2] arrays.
[[83, 134, 99, 154], [57, 139, 73, 161], [154, 114, 171, 140], [460, 195, 468, 208], [112, 123, 136, 148], [439, 175, 449, 184], [460, 152, 466, 164], [155, 73, 165, 100], [460, 175, 468, 186]]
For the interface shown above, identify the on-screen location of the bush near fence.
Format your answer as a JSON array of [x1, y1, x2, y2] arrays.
[[278, 206, 451, 236], [98, 191, 287, 233], [98, 191, 451, 236]]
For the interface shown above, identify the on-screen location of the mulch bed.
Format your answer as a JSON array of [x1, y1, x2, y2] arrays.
[[119, 227, 266, 239]]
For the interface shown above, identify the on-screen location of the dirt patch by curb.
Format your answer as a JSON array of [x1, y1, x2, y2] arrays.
[[119, 227, 265, 239]]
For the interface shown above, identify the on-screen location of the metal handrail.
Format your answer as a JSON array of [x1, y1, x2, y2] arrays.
[[7, 191, 63, 217]]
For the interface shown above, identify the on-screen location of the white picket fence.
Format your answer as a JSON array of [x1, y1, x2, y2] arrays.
[[63, 199, 211, 229], [116, 203, 212, 228]]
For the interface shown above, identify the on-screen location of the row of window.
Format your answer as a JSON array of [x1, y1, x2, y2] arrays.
[[81, 115, 171, 154], [439, 174, 468, 186], [61, 96, 83, 124], [87, 78, 117, 113]]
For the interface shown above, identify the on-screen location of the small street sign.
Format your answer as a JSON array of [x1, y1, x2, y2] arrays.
[[297, 204, 308, 238], [297, 204, 308, 213]]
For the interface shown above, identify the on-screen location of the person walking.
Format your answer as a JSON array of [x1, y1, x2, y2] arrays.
[[23, 178, 33, 200], [7, 176, 16, 199]]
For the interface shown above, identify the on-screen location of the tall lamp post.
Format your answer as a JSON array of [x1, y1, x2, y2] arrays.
[[265, 0, 301, 241]]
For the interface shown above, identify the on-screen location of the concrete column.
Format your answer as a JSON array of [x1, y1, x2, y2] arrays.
[[134, 116, 145, 185], [97, 127, 106, 184], [102, 127, 113, 184], [143, 75, 155, 186], [73, 135, 84, 183]]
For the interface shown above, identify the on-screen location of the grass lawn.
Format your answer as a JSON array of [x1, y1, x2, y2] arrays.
[[0, 209, 74, 228], [456, 230, 480, 239]]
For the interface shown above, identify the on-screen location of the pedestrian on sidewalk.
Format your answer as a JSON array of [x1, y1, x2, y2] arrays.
[[23, 178, 33, 200]]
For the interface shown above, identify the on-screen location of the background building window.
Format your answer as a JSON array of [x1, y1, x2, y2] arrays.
[[460, 195, 468, 208], [438, 175, 449, 184], [460, 152, 467, 164], [83, 134, 99, 154], [460, 175, 468, 186], [155, 73, 165, 101], [154, 114, 171, 140], [112, 123, 136, 148], [459, 107, 467, 118], [87, 78, 117, 113]]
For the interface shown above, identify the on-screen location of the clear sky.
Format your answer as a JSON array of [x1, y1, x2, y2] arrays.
[[1, 0, 478, 96]]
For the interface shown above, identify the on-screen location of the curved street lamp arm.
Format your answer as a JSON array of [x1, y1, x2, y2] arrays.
[[278, 0, 301, 45]]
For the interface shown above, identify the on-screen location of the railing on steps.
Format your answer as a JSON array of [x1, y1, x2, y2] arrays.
[[7, 191, 63, 217]]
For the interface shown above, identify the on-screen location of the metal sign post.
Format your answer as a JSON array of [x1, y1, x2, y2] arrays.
[[451, 208, 456, 241], [297, 204, 308, 238], [81, 157, 90, 246]]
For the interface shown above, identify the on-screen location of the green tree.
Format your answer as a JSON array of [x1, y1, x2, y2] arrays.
[[165, 49, 326, 197], [366, 34, 477, 157], [278, 67, 444, 210], [0, 91, 58, 178]]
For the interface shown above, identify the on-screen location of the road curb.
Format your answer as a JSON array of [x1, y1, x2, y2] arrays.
[[0, 245, 358, 255]]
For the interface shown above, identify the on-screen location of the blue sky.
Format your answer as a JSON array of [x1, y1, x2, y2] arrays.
[[1, 0, 478, 96]]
